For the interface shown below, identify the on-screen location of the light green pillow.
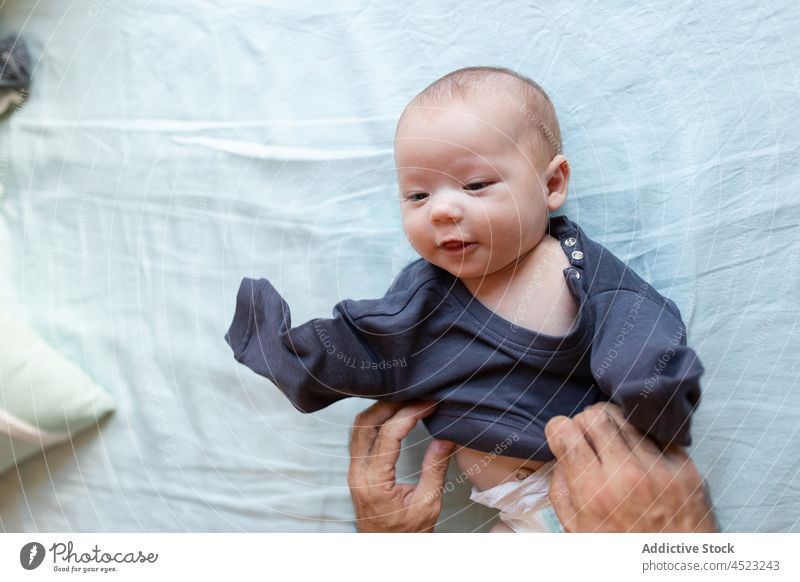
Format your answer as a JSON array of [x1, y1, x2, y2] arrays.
[[0, 308, 115, 474]]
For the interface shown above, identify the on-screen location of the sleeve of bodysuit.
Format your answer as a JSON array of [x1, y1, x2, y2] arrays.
[[589, 288, 704, 447], [224, 277, 408, 413]]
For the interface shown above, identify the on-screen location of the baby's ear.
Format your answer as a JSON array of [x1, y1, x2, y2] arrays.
[[545, 155, 570, 210]]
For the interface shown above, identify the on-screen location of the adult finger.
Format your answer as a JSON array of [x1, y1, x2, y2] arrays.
[[587, 402, 663, 459], [576, 405, 637, 467], [545, 415, 600, 482], [350, 401, 405, 460], [659, 442, 693, 471], [364, 402, 434, 484], [412, 439, 456, 505]]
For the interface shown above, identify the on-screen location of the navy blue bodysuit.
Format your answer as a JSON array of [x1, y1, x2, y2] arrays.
[[225, 215, 703, 460]]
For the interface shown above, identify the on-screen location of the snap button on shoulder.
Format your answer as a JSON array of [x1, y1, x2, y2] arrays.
[[564, 237, 577, 247], [571, 250, 584, 260]]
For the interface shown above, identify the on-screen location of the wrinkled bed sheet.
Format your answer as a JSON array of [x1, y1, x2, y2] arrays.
[[0, 0, 798, 532]]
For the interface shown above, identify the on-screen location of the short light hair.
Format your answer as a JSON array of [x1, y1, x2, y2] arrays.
[[400, 66, 563, 166]]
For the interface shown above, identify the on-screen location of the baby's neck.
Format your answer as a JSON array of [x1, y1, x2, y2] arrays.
[[460, 234, 554, 300], [458, 234, 578, 337]]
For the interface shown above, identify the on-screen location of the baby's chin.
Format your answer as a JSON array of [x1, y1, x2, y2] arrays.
[[427, 257, 497, 281]]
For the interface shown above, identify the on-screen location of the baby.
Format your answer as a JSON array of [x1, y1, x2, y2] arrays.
[[225, 66, 704, 533]]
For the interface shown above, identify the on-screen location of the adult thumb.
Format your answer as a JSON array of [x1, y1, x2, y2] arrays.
[[414, 439, 456, 503]]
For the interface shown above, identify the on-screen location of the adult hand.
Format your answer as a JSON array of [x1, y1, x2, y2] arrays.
[[348, 401, 455, 532], [545, 402, 717, 532]]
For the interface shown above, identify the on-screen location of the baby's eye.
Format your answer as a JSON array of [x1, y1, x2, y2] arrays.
[[405, 192, 429, 202], [464, 182, 493, 191]]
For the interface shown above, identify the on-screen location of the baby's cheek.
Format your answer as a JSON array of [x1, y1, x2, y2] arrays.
[[483, 217, 519, 248], [400, 217, 422, 244], [405, 232, 438, 264]]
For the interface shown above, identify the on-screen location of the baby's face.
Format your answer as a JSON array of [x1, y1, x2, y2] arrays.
[[395, 96, 559, 282]]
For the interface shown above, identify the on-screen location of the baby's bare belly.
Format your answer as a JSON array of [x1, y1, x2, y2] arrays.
[[455, 446, 546, 491]]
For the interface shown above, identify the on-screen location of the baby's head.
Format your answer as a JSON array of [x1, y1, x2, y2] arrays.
[[395, 66, 570, 284]]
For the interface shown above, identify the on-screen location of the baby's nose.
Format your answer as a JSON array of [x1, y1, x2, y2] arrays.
[[429, 197, 464, 223]]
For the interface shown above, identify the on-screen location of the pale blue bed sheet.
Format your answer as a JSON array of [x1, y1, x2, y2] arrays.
[[0, 0, 798, 532]]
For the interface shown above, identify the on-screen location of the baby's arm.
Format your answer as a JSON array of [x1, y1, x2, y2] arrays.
[[589, 288, 703, 447], [224, 277, 411, 413]]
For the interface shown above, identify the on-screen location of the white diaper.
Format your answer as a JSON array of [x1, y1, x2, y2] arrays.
[[469, 461, 563, 533]]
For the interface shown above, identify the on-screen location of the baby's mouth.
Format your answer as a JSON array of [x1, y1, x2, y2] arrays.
[[438, 241, 477, 254]]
